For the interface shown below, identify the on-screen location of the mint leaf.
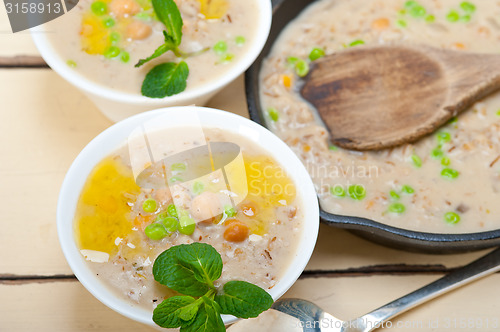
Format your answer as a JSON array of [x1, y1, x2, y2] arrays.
[[153, 296, 196, 328], [141, 61, 189, 98], [152, 0, 183, 46], [181, 296, 225, 332], [135, 42, 175, 68], [178, 299, 202, 322], [215, 281, 273, 319], [176, 243, 223, 287], [153, 245, 210, 296]]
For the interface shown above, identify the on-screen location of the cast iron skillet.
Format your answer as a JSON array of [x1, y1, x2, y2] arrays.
[[245, 0, 500, 253]]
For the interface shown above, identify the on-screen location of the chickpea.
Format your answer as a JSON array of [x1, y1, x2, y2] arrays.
[[190, 192, 223, 222], [223, 220, 249, 242], [127, 21, 152, 40], [109, 0, 140, 17]]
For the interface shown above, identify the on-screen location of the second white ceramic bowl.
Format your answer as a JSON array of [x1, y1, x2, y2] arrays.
[[57, 106, 319, 328], [32, 1, 272, 122]]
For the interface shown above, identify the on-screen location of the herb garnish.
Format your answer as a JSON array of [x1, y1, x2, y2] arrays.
[[137, 0, 208, 98], [152, 243, 273, 331]]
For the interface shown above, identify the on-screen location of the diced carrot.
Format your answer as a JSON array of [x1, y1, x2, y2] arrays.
[[372, 18, 390, 30], [282, 74, 292, 88], [453, 42, 466, 50], [303, 144, 311, 152]]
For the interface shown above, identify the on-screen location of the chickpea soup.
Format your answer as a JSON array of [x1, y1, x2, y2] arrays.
[[43, 0, 258, 95], [75, 126, 303, 309], [260, 0, 500, 233]]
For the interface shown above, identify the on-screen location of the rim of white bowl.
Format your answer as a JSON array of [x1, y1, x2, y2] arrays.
[[31, 1, 272, 105], [57, 106, 319, 327]]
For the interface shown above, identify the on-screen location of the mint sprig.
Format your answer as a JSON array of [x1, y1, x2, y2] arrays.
[[141, 61, 189, 98], [135, 0, 183, 69], [152, 243, 273, 331], [136, 0, 209, 98]]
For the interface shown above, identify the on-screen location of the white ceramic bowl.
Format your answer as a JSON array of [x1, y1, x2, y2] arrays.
[[31, 1, 272, 122], [57, 106, 319, 328]]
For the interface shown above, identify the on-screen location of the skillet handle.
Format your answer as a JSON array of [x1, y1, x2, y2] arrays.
[[351, 247, 500, 332]]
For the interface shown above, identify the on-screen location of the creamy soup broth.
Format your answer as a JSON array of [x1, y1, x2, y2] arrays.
[[75, 127, 303, 309], [45, 0, 258, 94], [260, 0, 500, 233]]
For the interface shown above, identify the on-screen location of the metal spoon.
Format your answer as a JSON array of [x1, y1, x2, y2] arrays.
[[273, 247, 500, 332]]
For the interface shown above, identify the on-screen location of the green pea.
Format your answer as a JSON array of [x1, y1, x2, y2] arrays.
[[431, 148, 444, 159], [390, 190, 400, 200], [397, 19, 408, 28], [179, 216, 196, 235], [66, 60, 77, 68], [120, 51, 130, 63], [460, 2, 476, 13], [425, 14, 435, 23], [461, 14, 471, 22], [496, 110, 500, 116], [169, 176, 183, 183], [411, 154, 422, 168], [142, 198, 157, 213], [295, 59, 309, 77], [91, 1, 107, 15], [441, 168, 459, 179], [171, 162, 186, 171], [193, 181, 204, 195], [103, 17, 115, 27], [286, 56, 299, 66], [235, 36, 246, 46], [402, 185, 414, 194], [110, 32, 120, 44], [220, 53, 234, 63], [446, 10, 460, 22], [224, 205, 237, 218], [155, 211, 169, 221], [404, 0, 418, 8], [309, 47, 325, 61], [161, 217, 178, 233], [399, 9, 407, 15], [444, 211, 460, 224], [135, 12, 151, 21], [104, 46, 121, 59], [437, 131, 451, 144], [409, 5, 426, 17], [388, 203, 406, 214], [329, 145, 338, 151], [268, 107, 279, 122], [213, 41, 228, 54], [144, 223, 168, 240], [167, 204, 178, 218], [348, 185, 366, 200], [441, 157, 451, 166], [349, 40, 365, 47], [330, 185, 345, 197]]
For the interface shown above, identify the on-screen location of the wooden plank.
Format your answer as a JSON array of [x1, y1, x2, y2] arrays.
[[0, 69, 111, 276], [3, 274, 500, 332]]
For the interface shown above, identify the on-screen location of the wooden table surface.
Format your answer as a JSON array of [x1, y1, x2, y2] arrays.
[[1, 6, 499, 332]]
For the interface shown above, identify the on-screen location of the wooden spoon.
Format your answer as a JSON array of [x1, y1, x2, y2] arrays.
[[301, 44, 500, 150]]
